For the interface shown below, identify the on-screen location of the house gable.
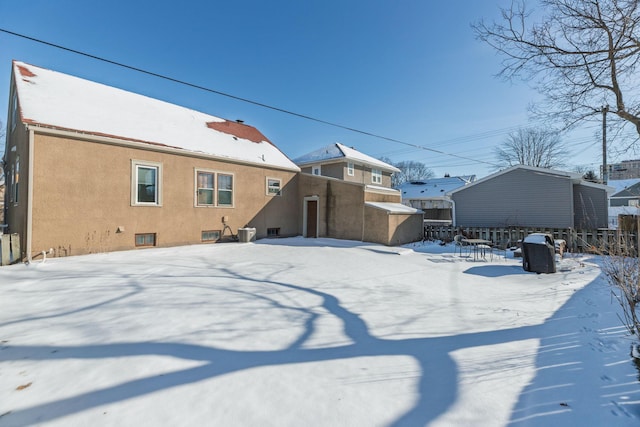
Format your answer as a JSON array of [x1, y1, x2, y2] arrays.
[[294, 143, 398, 187], [11, 61, 299, 172]]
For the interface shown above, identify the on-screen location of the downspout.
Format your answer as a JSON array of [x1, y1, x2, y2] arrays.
[[26, 128, 34, 263], [361, 163, 366, 242], [362, 196, 365, 242], [450, 198, 457, 228]]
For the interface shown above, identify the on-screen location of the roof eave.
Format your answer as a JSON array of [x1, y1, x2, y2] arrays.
[[26, 124, 301, 172]]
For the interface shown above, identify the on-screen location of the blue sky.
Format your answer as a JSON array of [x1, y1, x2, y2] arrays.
[[0, 0, 609, 178]]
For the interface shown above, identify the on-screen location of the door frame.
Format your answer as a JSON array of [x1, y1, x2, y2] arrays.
[[303, 196, 319, 238]]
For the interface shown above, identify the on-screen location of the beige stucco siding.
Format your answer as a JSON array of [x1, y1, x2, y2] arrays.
[[364, 207, 423, 246], [298, 173, 364, 240], [326, 180, 366, 241], [365, 188, 402, 203], [298, 173, 420, 245], [28, 133, 299, 257], [299, 161, 393, 188], [320, 163, 344, 180], [387, 213, 424, 245]]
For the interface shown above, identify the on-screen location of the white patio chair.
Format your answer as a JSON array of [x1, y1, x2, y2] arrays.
[[453, 235, 470, 257]]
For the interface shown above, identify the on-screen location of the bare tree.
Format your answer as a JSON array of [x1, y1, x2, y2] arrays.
[[380, 157, 434, 188], [393, 160, 435, 187], [473, 0, 640, 146], [495, 127, 567, 168], [598, 237, 640, 341]]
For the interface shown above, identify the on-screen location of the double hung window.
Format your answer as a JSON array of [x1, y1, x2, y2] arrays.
[[218, 174, 233, 206], [131, 160, 162, 206], [347, 162, 354, 176], [195, 169, 234, 207], [372, 169, 382, 184], [197, 172, 214, 205]]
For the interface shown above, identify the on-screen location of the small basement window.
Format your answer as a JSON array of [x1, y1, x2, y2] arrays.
[[202, 230, 221, 242], [267, 227, 280, 237], [135, 233, 156, 247]]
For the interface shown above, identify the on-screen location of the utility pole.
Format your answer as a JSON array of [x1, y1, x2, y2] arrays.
[[602, 105, 609, 185]]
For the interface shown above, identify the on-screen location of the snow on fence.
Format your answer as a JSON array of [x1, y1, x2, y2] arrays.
[[423, 225, 637, 253]]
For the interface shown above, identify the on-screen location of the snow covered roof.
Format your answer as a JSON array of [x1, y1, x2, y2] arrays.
[[610, 181, 640, 198], [448, 164, 613, 195], [608, 179, 640, 197], [398, 176, 475, 200], [11, 61, 299, 171], [365, 201, 423, 214], [293, 142, 400, 173]]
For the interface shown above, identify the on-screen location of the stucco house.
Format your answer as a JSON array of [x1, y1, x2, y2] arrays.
[[448, 165, 612, 229], [398, 175, 475, 223], [298, 172, 424, 246], [4, 61, 303, 261], [294, 142, 400, 188], [294, 143, 423, 246], [3, 61, 423, 261]]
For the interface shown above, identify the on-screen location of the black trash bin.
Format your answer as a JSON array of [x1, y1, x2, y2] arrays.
[[522, 233, 556, 274]]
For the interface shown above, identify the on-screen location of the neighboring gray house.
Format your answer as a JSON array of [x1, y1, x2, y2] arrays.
[[398, 175, 475, 223], [448, 165, 612, 229], [607, 179, 640, 228], [609, 180, 640, 207], [293, 143, 400, 188]]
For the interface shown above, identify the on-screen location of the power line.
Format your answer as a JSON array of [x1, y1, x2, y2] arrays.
[[0, 27, 502, 168]]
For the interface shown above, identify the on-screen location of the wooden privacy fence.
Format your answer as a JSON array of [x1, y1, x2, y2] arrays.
[[424, 225, 637, 253]]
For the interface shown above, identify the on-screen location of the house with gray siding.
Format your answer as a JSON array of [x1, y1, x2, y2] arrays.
[[448, 165, 611, 229], [607, 179, 640, 228], [609, 181, 640, 207]]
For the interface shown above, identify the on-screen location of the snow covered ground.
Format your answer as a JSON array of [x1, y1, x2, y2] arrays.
[[0, 237, 638, 426]]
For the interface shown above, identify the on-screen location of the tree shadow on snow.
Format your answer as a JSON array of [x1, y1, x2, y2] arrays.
[[0, 257, 637, 426]]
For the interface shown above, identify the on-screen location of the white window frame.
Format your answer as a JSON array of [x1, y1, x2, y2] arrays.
[[372, 168, 382, 184], [312, 165, 321, 176], [347, 162, 355, 176], [217, 173, 234, 207], [131, 160, 163, 206], [266, 177, 282, 196], [194, 168, 235, 208], [195, 169, 215, 206]]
